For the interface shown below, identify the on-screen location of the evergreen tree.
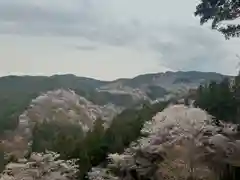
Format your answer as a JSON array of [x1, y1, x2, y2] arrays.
[[233, 71, 240, 119], [195, 76, 238, 123], [30, 101, 169, 180]]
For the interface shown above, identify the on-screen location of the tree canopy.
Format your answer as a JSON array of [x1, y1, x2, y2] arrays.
[[194, 72, 240, 124], [195, 0, 240, 39], [30, 101, 169, 179]]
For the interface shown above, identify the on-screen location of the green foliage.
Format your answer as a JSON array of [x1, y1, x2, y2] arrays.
[[0, 75, 127, 135], [76, 101, 168, 179], [31, 101, 168, 179], [0, 147, 5, 172], [195, 0, 240, 39], [146, 85, 168, 100], [173, 77, 192, 84], [0, 74, 146, 135], [195, 76, 240, 123], [0, 145, 14, 173], [31, 121, 84, 158], [0, 92, 37, 135], [0, 72, 225, 136], [73, 89, 135, 107]]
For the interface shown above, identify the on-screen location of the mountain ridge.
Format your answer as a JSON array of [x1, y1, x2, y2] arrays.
[[0, 70, 226, 82], [0, 70, 234, 175], [0, 70, 227, 138], [0, 70, 227, 104]]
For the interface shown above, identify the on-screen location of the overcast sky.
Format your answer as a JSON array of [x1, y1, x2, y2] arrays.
[[0, 0, 240, 80]]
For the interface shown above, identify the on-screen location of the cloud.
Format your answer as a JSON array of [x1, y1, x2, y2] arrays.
[[0, 0, 145, 47], [0, 0, 239, 77], [0, 1, 90, 35], [74, 45, 98, 51], [147, 25, 233, 72]]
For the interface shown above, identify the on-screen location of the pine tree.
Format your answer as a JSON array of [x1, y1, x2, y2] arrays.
[[233, 72, 240, 123]]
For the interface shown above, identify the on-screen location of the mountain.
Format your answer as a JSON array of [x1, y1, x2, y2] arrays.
[[0, 71, 226, 102], [99, 71, 225, 95], [88, 105, 240, 180], [1, 89, 122, 157], [97, 71, 226, 104], [0, 70, 234, 179], [0, 71, 226, 136]]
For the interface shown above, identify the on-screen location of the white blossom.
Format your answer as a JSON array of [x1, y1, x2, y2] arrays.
[[0, 151, 79, 180], [89, 105, 240, 180]]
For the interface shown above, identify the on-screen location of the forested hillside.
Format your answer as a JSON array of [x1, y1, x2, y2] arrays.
[[0, 71, 224, 136], [31, 101, 169, 179], [0, 71, 232, 180], [194, 74, 240, 124], [0, 75, 129, 135]]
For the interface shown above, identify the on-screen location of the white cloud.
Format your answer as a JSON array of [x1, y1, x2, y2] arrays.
[[0, 0, 239, 79], [0, 35, 170, 80]]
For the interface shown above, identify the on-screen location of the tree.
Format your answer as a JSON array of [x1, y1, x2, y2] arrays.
[[195, 0, 240, 39], [30, 101, 169, 180], [195, 78, 237, 123], [88, 105, 222, 180], [0, 145, 6, 172], [232, 71, 240, 122]]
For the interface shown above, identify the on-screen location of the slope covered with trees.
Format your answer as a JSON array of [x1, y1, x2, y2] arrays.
[[88, 105, 240, 180], [0, 72, 229, 179], [194, 74, 240, 123], [30, 101, 169, 179], [0, 92, 37, 135], [195, 78, 236, 122], [0, 75, 130, 135], [0, 71, 224, 136]]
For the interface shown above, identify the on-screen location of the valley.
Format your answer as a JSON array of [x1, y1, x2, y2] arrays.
[[0, 70, 239, 180]]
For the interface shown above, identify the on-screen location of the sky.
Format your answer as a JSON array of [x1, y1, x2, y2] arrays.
[[0, 0, 240, 80]]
